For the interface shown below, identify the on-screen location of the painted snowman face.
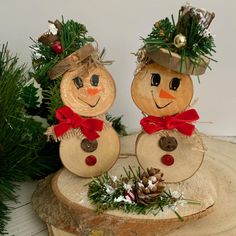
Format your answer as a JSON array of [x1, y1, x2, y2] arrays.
[[131, 63, 193, 117], [60, 66, 116, 117]]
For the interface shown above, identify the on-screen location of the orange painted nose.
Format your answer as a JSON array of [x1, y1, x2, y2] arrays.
[[159, 89, 175, 99], [87, 87, 101, 96]]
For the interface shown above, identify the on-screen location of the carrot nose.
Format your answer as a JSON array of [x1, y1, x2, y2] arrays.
[[159, 89, 175, 99], [87, 87, 101, 96]]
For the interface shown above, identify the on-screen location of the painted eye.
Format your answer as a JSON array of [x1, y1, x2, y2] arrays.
[[90, 74, 99, 87], [169, 77, 181, 91], [151, 73, 161, 87], [73, 76, 83, 89]]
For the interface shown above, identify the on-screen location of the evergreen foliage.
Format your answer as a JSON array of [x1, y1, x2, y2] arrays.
[[0, 44, 61, 235], [106, 114, 127, 136], [43, 80, 63, 125], [22, 83, 40, 109]]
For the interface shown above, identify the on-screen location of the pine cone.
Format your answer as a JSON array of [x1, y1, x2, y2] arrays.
[[38, 20, 62, 45], [136, 168, 165, 205]]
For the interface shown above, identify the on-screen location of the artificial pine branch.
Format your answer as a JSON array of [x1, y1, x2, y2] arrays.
[[43, 80, 63, 125], [22, 83, 40, 109], [88, 167, 199, 218], [105, 114, 127, 136], [0, 44, 61, 234], [0, 202, 10, 235]]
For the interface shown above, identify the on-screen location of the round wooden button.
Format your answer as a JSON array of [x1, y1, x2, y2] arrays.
[[85, 155, 97, 166], [81, 139, 98, 153], [161, 154, 174, 166], [159, 136, 178, 152]]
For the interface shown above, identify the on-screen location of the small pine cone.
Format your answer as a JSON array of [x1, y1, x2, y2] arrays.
[[38, 33, 59, 45], [136, 168, 165, 205]]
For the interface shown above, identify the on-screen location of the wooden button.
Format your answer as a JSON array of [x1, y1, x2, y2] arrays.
[[161, 154, 174, 166], [85, 155, 97, 166], [159, 136, 178, 152], [81, 139, 98, 152]]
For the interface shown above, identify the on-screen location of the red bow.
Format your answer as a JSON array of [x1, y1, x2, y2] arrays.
[[54, 106, 103, 141], [140, 109, 199, 136]]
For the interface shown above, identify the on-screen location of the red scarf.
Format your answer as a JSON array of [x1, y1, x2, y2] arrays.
[[53, 106, 103, 141], [140, 109, 199, 136]]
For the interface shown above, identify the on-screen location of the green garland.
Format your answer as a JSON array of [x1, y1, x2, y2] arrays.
[[88, 167, 200, 220]]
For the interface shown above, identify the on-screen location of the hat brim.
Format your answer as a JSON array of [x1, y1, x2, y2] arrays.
[[147, 48, 209, 75]]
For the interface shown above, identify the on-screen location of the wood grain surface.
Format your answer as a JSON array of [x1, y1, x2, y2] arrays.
[[135, 130, 205, 183], [60, 126, 120, 177], [60, 65, 116, 117], [131, 63, 193, 117]]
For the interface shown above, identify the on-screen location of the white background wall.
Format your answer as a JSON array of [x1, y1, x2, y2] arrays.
[[0, 0, 235, 136]]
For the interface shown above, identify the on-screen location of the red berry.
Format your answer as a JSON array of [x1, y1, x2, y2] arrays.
[[85, 155, 97, 166], [161, 154, 174, 166], [52, 41, 63, 54]]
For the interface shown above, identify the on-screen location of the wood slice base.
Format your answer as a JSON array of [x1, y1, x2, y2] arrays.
[[50, 158, 216, 236], [48, 224, 75, 236], [32, 136, 236, 236]]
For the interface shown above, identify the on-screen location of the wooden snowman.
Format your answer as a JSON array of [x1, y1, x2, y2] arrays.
[[47, 43, 120, 177], [131, 4, 215, 183]]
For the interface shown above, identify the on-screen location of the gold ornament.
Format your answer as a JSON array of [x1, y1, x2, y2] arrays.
[[174, 34, 187, 48]]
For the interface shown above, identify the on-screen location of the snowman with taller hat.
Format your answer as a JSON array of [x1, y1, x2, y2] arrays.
[[131, 4, 216, 183]]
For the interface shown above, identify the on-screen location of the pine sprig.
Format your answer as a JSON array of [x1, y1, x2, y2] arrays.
[[105, 114, 127, 136], [143, 17, 176, 52], [43, 80, 63, 124], [0, 201, 10, 235], [88, 167, 199, 219], [21, 83, 40, 109], [60, 18, 94, 56]]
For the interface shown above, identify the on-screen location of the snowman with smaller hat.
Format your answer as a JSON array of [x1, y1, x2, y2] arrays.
[[34, 19, 120, 178]]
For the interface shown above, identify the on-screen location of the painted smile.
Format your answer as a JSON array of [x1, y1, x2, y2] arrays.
[[78, 96, 101, 108], [151, 91, 173, 109]]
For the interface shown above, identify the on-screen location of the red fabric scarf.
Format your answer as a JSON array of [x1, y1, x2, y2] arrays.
[[53, 106, 103, 141], [140, 109, 199, 136]]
